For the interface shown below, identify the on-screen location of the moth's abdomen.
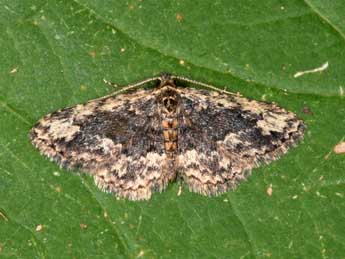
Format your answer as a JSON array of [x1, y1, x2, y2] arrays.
[[162, 118, 178, 156]]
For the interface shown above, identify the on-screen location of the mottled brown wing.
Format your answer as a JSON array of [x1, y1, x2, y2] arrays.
[[30, 89, 174, 200], [177, 88, 305, 196]]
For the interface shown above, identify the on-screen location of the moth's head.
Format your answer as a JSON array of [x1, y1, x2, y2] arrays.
[[158, 72, 175, 87]]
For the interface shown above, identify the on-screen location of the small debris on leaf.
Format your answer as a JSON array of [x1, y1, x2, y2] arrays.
[[80, 223, 88, 230], [176, 13, 184, 21], [36, 224, 43, 232], [10, 67, 18, 74], [294, 62, 328, 78], [302, 106, 313, 116], [137, 250, 145, 258], [266, 184, 273, 196], [53, 171, 60, 176], [334, 142, 345, 154], [89, 51, 96, 58]]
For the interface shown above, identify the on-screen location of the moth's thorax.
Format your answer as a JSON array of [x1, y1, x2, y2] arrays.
[[157, 86, 180, 157], [157, 86, 179, 114]]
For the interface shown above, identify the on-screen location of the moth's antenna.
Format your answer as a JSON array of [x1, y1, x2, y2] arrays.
[[103, 76, 160, 96], [171, 75, 237, 96]]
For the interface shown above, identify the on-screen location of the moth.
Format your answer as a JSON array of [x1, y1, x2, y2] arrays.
[[30, 73, 305, 200]]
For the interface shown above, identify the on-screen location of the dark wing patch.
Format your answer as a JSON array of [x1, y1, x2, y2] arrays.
[[177, 88, 305, 196], [30, 90, 174, 200]]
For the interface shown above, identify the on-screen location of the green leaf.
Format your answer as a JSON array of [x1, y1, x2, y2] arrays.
[[1, 1, 345, 258]]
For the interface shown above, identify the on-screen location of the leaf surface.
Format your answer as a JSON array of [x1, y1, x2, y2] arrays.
[[1, 1, 345, 258]]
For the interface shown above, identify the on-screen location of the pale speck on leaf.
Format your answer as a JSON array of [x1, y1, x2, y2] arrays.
[[339, 86, 344, 96], [36, 224, 43, 232], [80, 85, 87, 91], [266, 184, 273, 196], [53, 171, 60, 176], [89, 51, 96, 58], [334, 142, 345, 154], [335, 192, 343, 198], [10, 67, 18, 74], [80, 223, 88, 230], [176, 13, 184, 21], [136, 250, 145, 258]]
